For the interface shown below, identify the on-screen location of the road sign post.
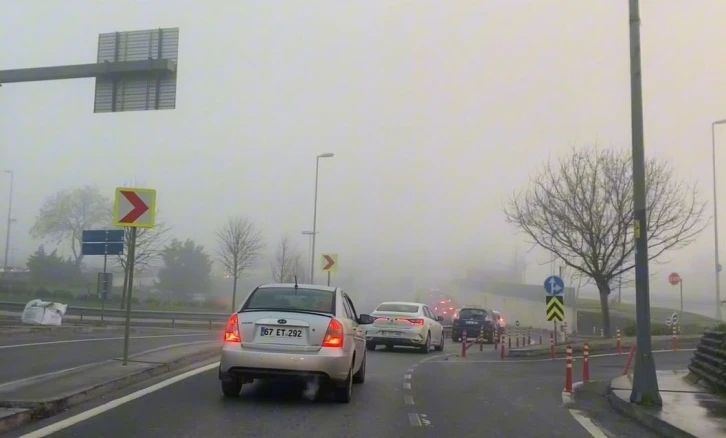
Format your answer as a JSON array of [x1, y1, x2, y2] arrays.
[[114, 187, 156, 366], [321, 254, 338, 286], [669, 272, 684, 320], [544, 275, 566, 344], [82, 229, 124, 323]]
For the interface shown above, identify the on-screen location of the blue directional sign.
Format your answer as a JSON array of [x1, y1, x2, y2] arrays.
[[544, 275, 565, 296], [81, 229, 125, 256]]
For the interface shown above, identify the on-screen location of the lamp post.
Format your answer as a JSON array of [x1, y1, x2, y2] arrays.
[[310, 153, 334, 284], [301, 230, 318, 283], [711, 119, 726, 321], [3, 170, 13, 275]]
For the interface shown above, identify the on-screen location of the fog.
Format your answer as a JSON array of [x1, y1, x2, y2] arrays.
[[2, 1, 726, 317]]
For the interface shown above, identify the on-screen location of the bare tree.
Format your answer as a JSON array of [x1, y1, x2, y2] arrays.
[[216, 217, 265, 311], [503, 146, 707, 337], [271, 235, 303, 282], [116, 220, 172, 309]]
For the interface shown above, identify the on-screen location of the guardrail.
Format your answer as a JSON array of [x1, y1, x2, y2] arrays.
[[0, 301, 454, 332]]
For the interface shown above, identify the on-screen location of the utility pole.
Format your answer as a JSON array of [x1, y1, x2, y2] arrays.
[[628, 0, 661, 405], [3, 170, 14, 275]]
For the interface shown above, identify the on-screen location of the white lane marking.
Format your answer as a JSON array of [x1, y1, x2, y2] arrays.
[[403, 382, 411, 389], [0, 334, 211, 350], [408, 413, 422, 426], [420, 413, 431, 427], [404, 395, 414, 405], [568, 409, 609, 438], [422, 348, 695, 364], [0, 362, 108, 389], [406, 368, 414, 372], [18, 362, 220, 438], [404, 374, 412, 380]]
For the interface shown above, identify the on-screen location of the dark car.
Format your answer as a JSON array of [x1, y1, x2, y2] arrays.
[[451, 307, 497, 343]]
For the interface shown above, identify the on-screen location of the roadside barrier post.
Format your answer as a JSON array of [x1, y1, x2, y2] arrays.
[[527, 327, 531, 345], [600, 328, 604, 338], [539, 328, 543, 345], [564, 344, 573, 393], [583, 342, 590, 383], [494, 328, 499, 350], [671, 324, 678, 351], [550, 331, 555, 360], [500, 333, 506, 360], [616, 328, 622, 354], [461, 330, 468, 358], [516, 324, 520, 348], [622, 344, 637, 375], [479, 325, 485, 352], [508, 327, 512, 349]]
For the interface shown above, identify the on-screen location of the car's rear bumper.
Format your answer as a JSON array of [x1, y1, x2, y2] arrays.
[[218, 342, 351, 383], [365, 335, 427, 346], [364, 326, 427, 345]]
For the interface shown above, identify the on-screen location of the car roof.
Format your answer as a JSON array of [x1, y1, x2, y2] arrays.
[[257, 283, 338, 292], [376, 301, 424, 307]]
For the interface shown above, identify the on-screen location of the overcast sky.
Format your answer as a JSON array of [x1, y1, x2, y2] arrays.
[[2, 1, 726, 314]]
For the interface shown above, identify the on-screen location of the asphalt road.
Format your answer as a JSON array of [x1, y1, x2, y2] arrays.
[[0, 330, 217, 385], [5, 343, 695, 437]]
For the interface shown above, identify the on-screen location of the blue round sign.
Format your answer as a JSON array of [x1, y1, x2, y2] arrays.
[[544, 275, 565, 296]]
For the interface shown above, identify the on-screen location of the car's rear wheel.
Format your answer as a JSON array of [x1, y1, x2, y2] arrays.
[[353, 353, 366, 384], [420, 333, 431, 354], [366, 343, 376, 351], [333, 362, 353, 403], [434, 333, 445, 351], [221, 377, 242, 397]]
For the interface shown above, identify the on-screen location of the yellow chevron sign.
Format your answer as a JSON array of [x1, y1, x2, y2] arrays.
[[546, 296, 564, 322]]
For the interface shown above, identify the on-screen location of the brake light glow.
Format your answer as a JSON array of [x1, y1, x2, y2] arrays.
[[401, 318, 424, 326], [224, 314, 242, 343], [322, 318, 345, 348]]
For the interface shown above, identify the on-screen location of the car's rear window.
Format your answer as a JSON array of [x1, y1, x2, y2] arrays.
[[243, 287, 335, 314], [460, 309, 488, 319], [375, 303, 420, 313]]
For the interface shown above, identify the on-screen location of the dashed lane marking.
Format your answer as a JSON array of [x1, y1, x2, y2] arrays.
[[404, 374, 412, 380], [408, 413, 422, 426], [404, 395, 414, 405], [403, 382, 411, 389]]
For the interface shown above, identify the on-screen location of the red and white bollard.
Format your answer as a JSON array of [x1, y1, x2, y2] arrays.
[[500, 333, 506, 360], [461, 330, 468, 358], [550, 331, 555, 360], [583, 342, 590, 383], [671, 324, 678, 351], [616, 328, 622, 354], [563, 322, 569, 343], [564, 344, 573, 393], [622, 344, 637, 376]]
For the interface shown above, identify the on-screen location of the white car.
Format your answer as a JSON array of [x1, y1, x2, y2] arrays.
[[364, 301, 445, 353]]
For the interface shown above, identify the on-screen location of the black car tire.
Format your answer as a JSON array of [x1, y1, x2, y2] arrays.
[[353, 353, 366, 384], [419, 333, 431, 354], [366, 343, 377, 351], [221, 378, 242, 397], [333, 363, 353, 403], [434, 333, 445, 351]]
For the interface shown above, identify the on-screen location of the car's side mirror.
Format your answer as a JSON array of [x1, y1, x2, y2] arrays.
[[436, 316, 444, 322], [358, 314, 375, 324]]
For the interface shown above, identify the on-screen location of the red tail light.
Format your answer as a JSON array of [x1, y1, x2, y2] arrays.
[[322, 318, 345, 348], [224, 314, 242, 343], [401, 318, 424, 326]]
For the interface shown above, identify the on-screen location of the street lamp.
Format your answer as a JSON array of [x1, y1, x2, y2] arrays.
[[711, 119, 726, 321], [310, 153, 334, 284], [2, 170, 13, 275]]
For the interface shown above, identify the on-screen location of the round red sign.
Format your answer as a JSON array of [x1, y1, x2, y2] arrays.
[[668, 272, 681, 286]]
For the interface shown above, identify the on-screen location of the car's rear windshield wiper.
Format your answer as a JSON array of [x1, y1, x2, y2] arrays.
[[241, 308, 333, 317]]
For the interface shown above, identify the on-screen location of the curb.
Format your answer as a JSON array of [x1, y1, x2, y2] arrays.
[[606, 384, 697, 438], [561, 381, 584, 406], [0, 342, 221, 434]]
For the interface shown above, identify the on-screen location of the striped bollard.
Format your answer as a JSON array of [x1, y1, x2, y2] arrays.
[[564, 344, 573, 393]]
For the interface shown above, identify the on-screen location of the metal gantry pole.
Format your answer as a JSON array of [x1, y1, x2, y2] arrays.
[[2, 170, 14, 274], [711, 120, 726, 321], [628, 0, 661, 405], [310, 157, 321, 284]]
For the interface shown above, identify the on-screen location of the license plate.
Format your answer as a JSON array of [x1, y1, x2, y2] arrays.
[[260, 327, 303, 338], [382, 331, 402, 336], [466, 321, 478, 325]]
